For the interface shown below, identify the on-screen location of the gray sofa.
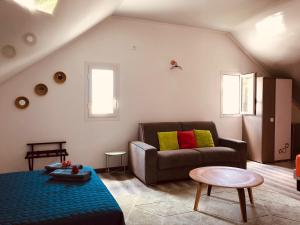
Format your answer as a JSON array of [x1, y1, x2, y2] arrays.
[[129, 121, 247, 185]]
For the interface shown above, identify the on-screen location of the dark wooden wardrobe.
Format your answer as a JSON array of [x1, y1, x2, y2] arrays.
[[242, 77, 292, 163]]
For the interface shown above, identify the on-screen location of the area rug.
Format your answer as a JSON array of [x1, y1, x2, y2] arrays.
[[101, 162, 300, 225]]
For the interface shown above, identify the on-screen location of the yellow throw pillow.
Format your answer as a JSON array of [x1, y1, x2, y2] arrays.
[[157, 131, 179, 151], [194, 130, 215, 148]]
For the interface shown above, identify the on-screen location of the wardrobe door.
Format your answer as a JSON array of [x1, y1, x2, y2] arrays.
[[242, 115, 262, 162], [261, 78, 276, 163], [274, 79, 292, 161]]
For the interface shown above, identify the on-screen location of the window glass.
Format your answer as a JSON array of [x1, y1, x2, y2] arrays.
[[88, 64, 118, 118], [222, 75, 240, 115]]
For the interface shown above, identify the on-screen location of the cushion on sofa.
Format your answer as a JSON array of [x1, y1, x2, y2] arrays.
[[193, 147, 239, 164], [177, 130, 197, 148], [181, 121, 219, 146], [194, 130, 215, 147], [139, 122, 182, 149], [158, 131, 179, 151], [158, 149, 202, 170]]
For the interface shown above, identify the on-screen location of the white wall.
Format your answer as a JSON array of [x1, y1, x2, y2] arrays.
[[0, 16, 265, 172]]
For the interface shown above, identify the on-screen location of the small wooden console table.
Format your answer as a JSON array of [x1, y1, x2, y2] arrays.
[[25, 141, 68, 171]]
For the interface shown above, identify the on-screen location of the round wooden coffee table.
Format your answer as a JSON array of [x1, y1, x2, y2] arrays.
[[189, 166, 264, 222]]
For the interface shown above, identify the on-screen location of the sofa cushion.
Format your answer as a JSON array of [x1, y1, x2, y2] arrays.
[[194, 130, 215, 147], [139, 122, 182, 149], [181, 121, 219, 146], [158, 149, 202, 170], [193, 147, 239, 164], [177, 130, 197, 148], [158, 131, 179, 150]]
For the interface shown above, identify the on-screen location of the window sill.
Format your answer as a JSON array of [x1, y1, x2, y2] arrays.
[[85, 114, 120, 121], [220, 114, 242, 118]]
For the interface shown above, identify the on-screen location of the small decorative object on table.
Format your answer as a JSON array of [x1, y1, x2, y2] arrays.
[[105, 151, 127, 173], [45, 160, 83, 172], [47, 160, 89, 182]]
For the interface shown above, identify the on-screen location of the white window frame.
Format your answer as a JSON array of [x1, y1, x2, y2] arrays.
[[86, 62, 120, 120], [221, 72, 256, 117], [240, 73, 256, 115]]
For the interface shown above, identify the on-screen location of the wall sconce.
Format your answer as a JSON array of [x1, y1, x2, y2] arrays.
[[170, 60, 183, 70]]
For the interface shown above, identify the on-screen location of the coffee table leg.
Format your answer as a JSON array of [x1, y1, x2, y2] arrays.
[[237, 188, 247, 222], [194, 183, 202, 211], [247, 188, 254, 204], [207, 185, 212, 196]]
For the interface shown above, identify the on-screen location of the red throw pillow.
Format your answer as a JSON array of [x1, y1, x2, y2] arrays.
[[177, 130, 197, 149]]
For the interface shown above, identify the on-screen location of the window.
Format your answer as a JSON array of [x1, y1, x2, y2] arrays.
[[221, 73, 256, 116], [87, 63, 119, 118], [221, 74, 240, 115]]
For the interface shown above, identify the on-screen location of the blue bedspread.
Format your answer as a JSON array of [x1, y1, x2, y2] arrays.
[[0, 167, 125, 225]]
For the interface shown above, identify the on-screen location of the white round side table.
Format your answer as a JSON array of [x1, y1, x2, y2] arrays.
[[105, 151, 127, 173]]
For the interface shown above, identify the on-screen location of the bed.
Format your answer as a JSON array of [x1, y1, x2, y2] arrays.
[[0, 167, 125, 225]]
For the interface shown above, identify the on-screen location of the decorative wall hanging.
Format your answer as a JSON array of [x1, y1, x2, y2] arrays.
[[15, 96, 29, 109], [54, 71, 66, 84], [34, 83, 48, 96], [170, 60, 183, 70], [1, 45, 16, 58], [23, 33, 37, 46]]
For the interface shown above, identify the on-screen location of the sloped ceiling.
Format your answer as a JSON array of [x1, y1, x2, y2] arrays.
[[115, 0, 282, 31], [0, 0, 121, 83], [116, 0, 300, 101], [2, 0, 300, 103], [232, 0, 300, 103]]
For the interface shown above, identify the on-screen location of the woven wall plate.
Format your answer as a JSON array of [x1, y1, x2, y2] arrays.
[[1, 45, 16, 58], [54, 71, 66, 84], [34, 83, 48, 96], [15, 96, 29, 109]]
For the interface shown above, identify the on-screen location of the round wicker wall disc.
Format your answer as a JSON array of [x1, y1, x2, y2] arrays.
[[54, 71, 66, 83], [15, 96, 29, 109], [34, 83, 48, 96], [1, 45, 16, 58]]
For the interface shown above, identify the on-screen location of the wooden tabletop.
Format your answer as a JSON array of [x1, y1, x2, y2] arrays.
[[189, 166, 264, 188]]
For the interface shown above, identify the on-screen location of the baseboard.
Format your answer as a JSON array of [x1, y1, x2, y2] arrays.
[[95, 166, 128, 173]]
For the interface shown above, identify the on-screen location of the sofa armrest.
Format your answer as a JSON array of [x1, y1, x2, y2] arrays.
[[219, 138, 247, 168], [128, 141, 158, 184]]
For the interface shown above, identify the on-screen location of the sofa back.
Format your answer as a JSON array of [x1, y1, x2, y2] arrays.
[[138, 121, 219, 149]]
